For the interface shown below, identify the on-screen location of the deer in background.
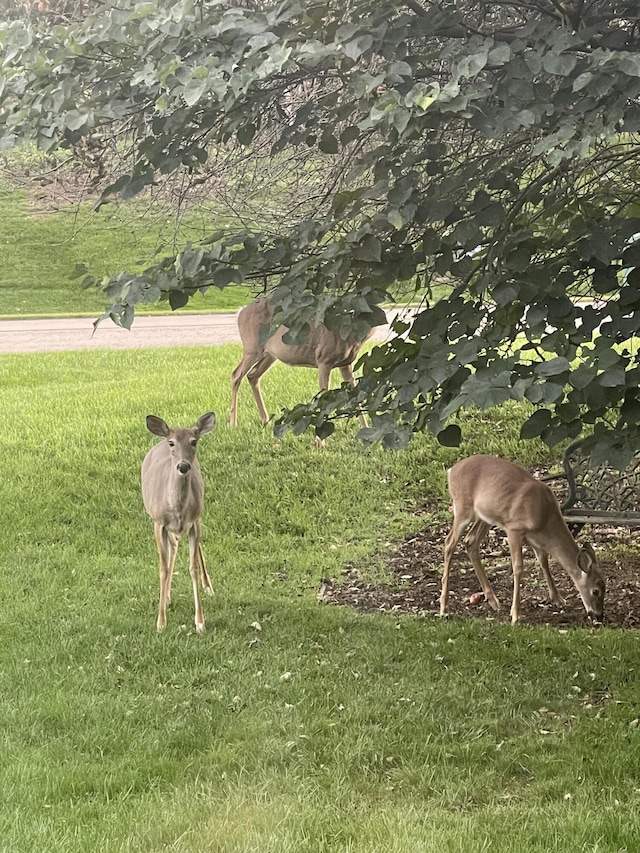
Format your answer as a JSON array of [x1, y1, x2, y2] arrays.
[[141, 412, 216, 633], [441, 454, 606, 624], [230, 296, 375, 430]]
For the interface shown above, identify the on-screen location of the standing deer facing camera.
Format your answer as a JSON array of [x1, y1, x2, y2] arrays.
[[441, 455, 605, 624], [230, 296, 374, 429], [141, 412, 216, 632]]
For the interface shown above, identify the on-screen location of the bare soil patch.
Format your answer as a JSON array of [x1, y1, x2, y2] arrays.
[[320, 517, 640, 629]]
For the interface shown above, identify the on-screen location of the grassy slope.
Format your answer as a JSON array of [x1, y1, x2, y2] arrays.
[[0, 186, 251, 317], [1, 346, 639, 852]]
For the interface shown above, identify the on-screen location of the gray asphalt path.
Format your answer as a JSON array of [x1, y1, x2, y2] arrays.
[[0, 310, 403, 354], [0, 314, 242, 354]]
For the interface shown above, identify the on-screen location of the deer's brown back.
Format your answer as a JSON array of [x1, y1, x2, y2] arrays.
[[449, 455, 562, 533]]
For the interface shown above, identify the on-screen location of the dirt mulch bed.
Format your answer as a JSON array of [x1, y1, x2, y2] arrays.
[[320, 521, 640, 629]]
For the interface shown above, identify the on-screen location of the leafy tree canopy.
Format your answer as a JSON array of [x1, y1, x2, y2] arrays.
[[2, 0, 640, 462]]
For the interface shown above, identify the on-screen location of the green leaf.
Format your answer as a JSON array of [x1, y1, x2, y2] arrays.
[[213, 267, 242, 287], [437, 424, 462, 447], [456, 48, 489, 79], [169, 291, 189, 310], [619, 54, 640, 77], [459, 367, 512, 408], [386, 60, 413, 83], [64, 110, 91, 131], [542, 52, 577, 76], [291, 416, 312, 436], [70, 263, 90, 280], [352, 234, 381, 262], [318, 131, 339, 154], [340, 126, 360, 146], [387, 209, 404, 230], [344, 35, 373, 61], [357, 426, 385, 444], [488, 43, 511, 65], [525, 382, 564, 404], [183, 77, 207, 106], [505, 246, 531, 271], [599, 369, 626, 388], [237, 123, 256, 146], [592, 267, 618, 294], [535, 357, 570, 378], [520, 408, 553, 439], [315, 420, 335, 440], [405, 82, 438, 111], [569, 365, 596, 390], [258, 43, 292, 75], [622, 241, 640, 266], [540, 422, 581, 448], [572, 72, 594, 92], [5, 22, 32, 50]]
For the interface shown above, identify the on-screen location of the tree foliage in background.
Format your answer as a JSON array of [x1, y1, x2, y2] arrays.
[[1, 0, 639, 460]]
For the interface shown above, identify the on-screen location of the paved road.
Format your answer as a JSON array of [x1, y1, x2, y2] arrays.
[[0, 314, 242, 354], [0, 310, 404, 354]]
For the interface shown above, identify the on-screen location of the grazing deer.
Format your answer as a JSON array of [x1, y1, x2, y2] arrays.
[[230, 296, 375, 429], [441, 455, 605, 624], [141, 412, 216, 633]]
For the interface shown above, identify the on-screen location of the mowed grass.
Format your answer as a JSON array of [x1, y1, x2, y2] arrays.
[[0, 186, 251, 317], [1, 346, 640, 852]]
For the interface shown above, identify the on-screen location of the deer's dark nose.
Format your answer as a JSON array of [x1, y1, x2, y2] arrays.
[[177, 461, 191, 475]]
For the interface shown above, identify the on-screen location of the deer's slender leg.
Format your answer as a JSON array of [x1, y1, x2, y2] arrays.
[[529, 542, 565, 606], [506, 529, 526, 623], [441, 514, 473, 615], [231, 350, 262, 426], [193, 520, 213, 595], [246, 354, 278, 424], [165, 531, 179, 609], [339, 364, 368, 429], [317, 363, 332, 392], [312, 364, 335, 448], [155, 523, 177, 632], [187, 524, 206, 633], [464, 521, 501, 611]]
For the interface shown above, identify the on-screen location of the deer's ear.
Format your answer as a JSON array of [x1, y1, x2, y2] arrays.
[[195, 412, 216, 436], [577, 543, 597, 574], [146, 415, 169, 437]]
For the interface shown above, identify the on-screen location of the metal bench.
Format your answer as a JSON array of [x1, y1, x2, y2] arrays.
[[547, 439, 640, 527]]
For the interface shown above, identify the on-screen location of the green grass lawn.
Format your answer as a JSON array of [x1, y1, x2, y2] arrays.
[[1, 346, 639, 852], [0, 186, 252, 318]]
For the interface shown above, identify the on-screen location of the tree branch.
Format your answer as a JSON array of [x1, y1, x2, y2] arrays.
[[403, 0, 428, 16]]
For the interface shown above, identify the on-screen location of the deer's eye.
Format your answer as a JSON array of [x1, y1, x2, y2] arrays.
[[189, 438, 198, 447], [168, 440, 175, 447]]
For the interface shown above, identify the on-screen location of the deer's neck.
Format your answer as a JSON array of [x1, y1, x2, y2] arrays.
[[166, 468, 192, 506], [546, 525, 581, 579]]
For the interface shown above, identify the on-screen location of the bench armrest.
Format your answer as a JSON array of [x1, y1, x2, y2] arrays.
[[541, 471, 576, 512]]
